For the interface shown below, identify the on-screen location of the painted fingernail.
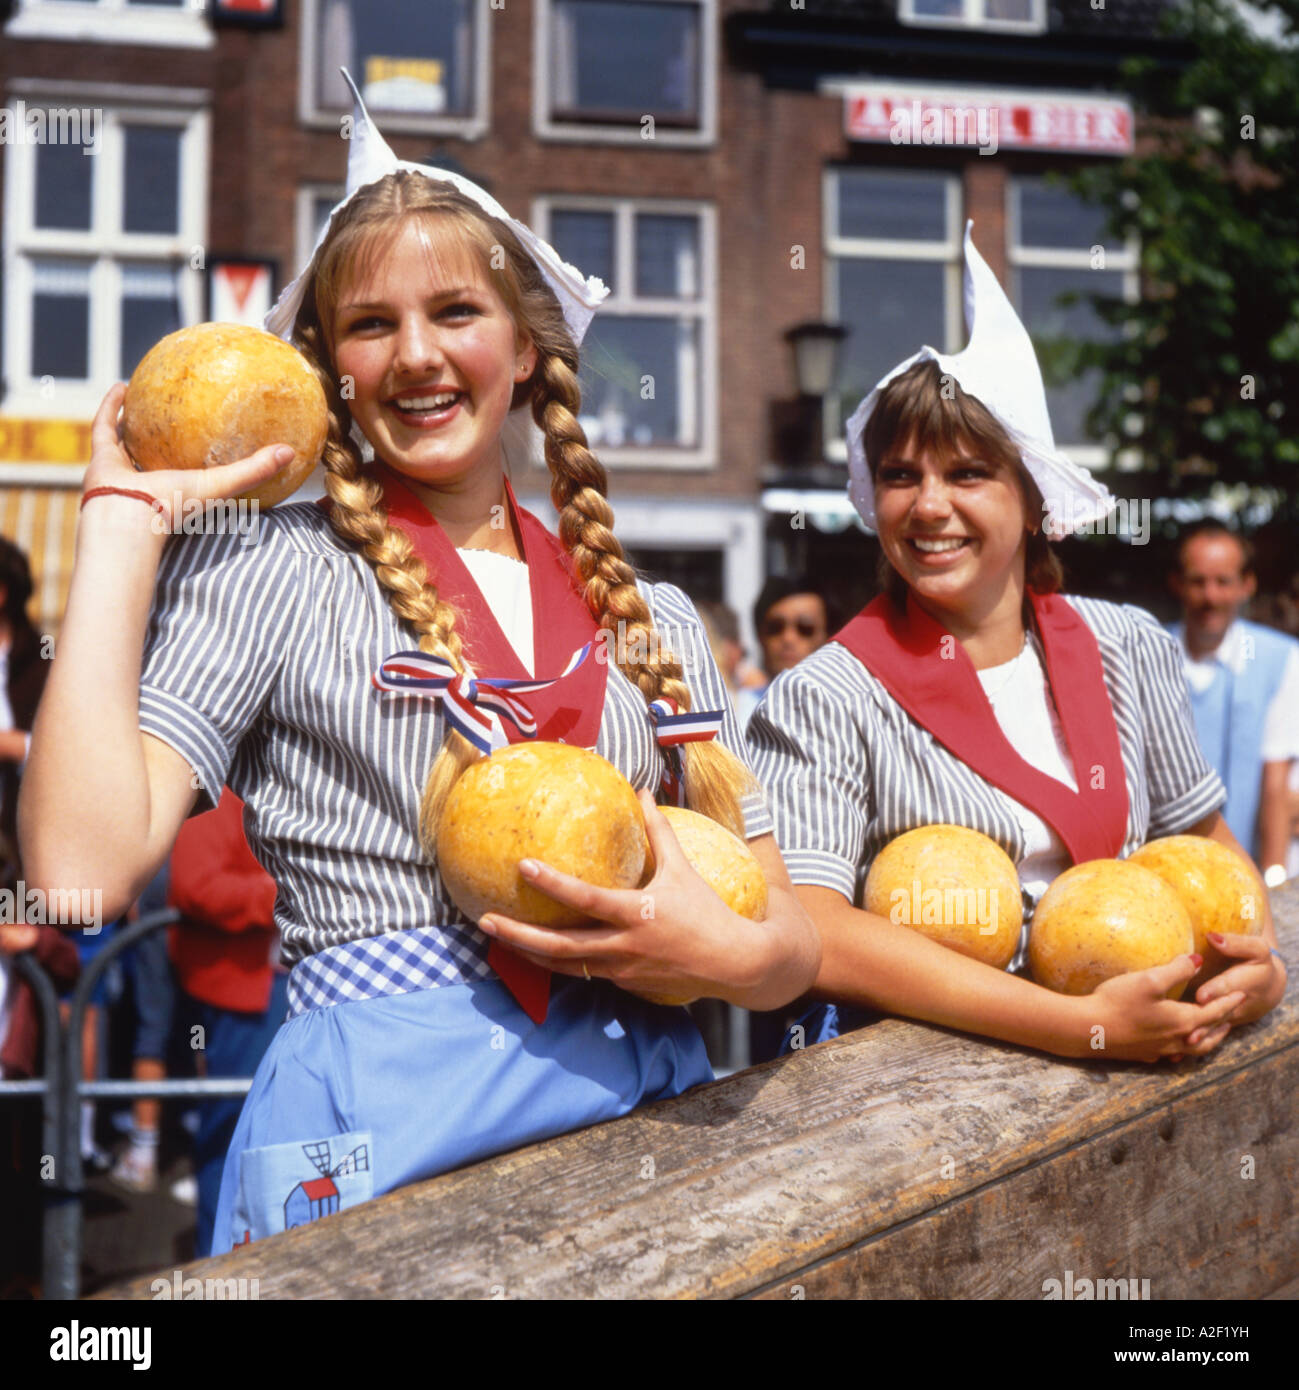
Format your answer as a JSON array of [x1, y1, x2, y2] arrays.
[[518, 859, 540, 878], [1190, 954, 1203, 969], [1207, 933, 1224, 946]]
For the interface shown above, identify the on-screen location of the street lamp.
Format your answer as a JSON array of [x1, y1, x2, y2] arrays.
[[785, 321, 847, 401], [770, 321, 848, 472]]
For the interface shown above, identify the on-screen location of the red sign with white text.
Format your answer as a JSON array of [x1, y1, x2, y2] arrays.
[[844, 88, 1133, 155]]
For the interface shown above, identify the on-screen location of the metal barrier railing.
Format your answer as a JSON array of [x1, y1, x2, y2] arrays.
[[0, 908, 255, 1299], [3, 913, 757, 1296]]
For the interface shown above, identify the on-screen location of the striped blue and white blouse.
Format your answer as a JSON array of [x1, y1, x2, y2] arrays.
[[746, 595, 1226, 918], [137, 501, 771, 968]]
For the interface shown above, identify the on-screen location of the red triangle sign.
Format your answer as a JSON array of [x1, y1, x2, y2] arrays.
[[222, 264, 261, 316]]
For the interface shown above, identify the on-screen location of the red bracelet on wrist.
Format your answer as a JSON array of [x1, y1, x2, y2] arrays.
[[80, 486, 166, 515]]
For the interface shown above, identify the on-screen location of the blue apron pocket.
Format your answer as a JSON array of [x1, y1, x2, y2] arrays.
[[230, 1130, 374, 1247]]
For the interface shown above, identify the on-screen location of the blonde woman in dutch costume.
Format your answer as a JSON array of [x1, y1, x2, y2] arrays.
[[20, 76, 819, 1253], [746, 225, 1285, 1063]]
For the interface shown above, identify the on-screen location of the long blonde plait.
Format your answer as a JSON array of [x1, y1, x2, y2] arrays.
[[531, 350, 758, 838]]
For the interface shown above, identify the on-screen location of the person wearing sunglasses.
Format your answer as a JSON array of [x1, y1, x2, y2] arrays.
[[754, 576, 838, 682]]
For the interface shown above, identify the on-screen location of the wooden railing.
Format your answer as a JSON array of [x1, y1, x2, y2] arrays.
[[100, 885, 1299, 1299]]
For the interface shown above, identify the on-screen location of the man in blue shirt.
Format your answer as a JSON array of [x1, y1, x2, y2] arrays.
[[1168, 521, 1299, 886]]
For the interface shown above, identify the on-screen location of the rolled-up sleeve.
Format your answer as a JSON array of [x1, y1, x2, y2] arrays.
[[746, 663, 871, 901], [646, 583, 774, 840], [1125, 605, 1227, 835], [138, 527, 303, 814]]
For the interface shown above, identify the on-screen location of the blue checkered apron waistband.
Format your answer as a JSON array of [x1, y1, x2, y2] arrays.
[[286, 925, 497, 1017]]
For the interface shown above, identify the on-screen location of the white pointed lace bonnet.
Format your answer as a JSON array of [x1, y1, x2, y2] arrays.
[[845, 221, 1115, 539], [266, 69, 609, 347]]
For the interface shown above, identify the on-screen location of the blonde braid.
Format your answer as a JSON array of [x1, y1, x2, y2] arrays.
[[531, 352, 756, 837], [295, 320, 483, 854]]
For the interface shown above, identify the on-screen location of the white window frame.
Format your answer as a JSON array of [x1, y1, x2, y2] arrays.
[[4, 0, 214, 48], [2, 82, 209, 418], [533, 0, 717, 148], [822, 167, 964, 464], [897, 0, 1047, 36], [1007, 175, 1139, 466], [295, 183, 345, 278], [533, 195, 718, 470], [298, 0, 491, 140]]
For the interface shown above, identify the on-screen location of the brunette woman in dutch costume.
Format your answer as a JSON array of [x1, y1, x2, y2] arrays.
[[20, 74, 819, 1253], [746, 225, 1285, 1063]]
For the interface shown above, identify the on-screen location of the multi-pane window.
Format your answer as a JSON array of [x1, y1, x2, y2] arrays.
[[539, 198, 715, 465], [3, 101, 206, 411], [1009, 176, 1137, 455], [824, 169, 963, 454], [536, 0, 715, 145], [898, 0, 1047, 33], [303, 0, 487, 135]]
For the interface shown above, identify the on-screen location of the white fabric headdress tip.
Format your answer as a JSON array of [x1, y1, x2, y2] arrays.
[[844, 221, 1115, 540], [264, 68, 610, 349]]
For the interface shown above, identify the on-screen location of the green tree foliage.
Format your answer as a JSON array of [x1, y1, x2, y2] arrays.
[[1060, 0, 1299, 518]]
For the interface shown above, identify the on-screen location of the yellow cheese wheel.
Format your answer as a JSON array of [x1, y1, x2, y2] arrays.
[[863, 824, 1022, 969], [122, 323, 327, 508], [1128, 835, 1264, 989], [1029, 859, 1195, 997], [436, 743, 649, 930], [639, 805, 768, 1006], [657, 806, 767, 922]]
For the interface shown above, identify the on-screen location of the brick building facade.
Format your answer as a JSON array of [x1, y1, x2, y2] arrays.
[[1, 0, 1185, 639]]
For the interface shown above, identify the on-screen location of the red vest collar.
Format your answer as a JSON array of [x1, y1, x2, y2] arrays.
[[833, 590, 1128, 864], [319, 463, 609, 748]]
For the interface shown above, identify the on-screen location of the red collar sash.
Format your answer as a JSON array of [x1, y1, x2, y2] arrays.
[[363, 462, 609, 747], [317, 465, 608, 1022], [833, 591, 1128, 864]]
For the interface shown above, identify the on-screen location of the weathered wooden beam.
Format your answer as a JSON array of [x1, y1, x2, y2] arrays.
[[99, 885, 1299, 1300]]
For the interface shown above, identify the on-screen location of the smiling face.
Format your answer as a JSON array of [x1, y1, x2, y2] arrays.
[[1172, 533, 1255, 652], [873, 434, 1033, 625], [330, 215, 536, 491]]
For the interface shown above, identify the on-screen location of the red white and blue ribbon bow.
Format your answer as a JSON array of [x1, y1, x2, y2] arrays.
[[648, 697, 726, 805], [373, 642, 592, 754], [647, 697, 726, 745]]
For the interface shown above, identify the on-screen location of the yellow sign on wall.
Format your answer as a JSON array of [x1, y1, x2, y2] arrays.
[[0, 417, 92, 465]]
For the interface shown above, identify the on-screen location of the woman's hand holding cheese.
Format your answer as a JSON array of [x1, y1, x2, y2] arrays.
[[1194, 930, 1286, 1027], [480, 791, 819, 1011], [83, 382, 297, 532]]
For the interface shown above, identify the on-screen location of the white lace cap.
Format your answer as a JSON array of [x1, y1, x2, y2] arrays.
[[844, 221, 1115, 539], [264, 68, 609, 347]]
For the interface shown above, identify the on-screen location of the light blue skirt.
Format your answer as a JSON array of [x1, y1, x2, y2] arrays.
[[211, 971, 712, 1254]]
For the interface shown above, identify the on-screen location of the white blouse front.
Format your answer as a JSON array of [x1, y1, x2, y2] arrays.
[[976, 631, 1077, 966], [456, 548, 534, 677]]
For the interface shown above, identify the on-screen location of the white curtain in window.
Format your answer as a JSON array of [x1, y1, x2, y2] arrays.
[[120, 263, 179, 299], [552, 3, 578, 112], [452, 4, 472, 112], [320, 0, 355, 108], [678, 15, 699, 117], [676, 318, 697, 446], [30, 260, 93, 295]]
